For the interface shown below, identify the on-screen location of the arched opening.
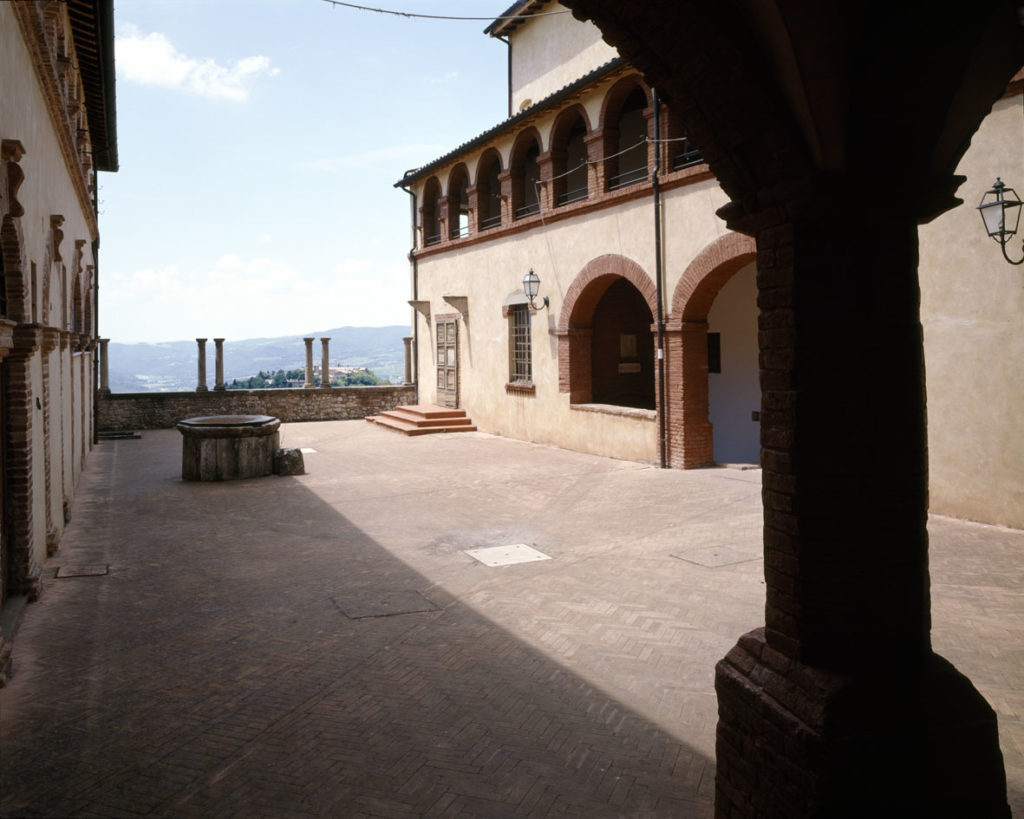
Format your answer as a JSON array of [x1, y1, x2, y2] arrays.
[[664, 105, 703, 171], [706, 262, 758, 463], [448, 165, 470, 239], [421, 177, 442, 246], [558, 255, 659, 409], [511, 132, 541, 219], [590, 278, 655, 409], [608, 85, 649, 189], [551, 108, 589, 206], [476, 151, 503, 231]]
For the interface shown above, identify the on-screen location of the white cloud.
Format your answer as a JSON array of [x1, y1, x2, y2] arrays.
[[115, 24, 279, 101], [103, 254, 410, 343]]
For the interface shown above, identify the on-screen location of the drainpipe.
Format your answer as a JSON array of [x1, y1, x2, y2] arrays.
[[399, 177, 419, 405], [496, 35, 512, 118], [652, 89, 667, 469]]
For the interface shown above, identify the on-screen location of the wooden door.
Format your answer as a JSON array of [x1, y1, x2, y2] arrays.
[[436, 319, 458, 408]]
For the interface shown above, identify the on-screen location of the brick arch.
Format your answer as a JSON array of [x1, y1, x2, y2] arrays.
[[597, 74, 652, 131], [670, 232, 756, 321], [556, 255, 657, 403], [557, 254, 657, 333]]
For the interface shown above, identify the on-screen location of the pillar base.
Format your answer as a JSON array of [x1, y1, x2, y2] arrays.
[[714, 628, 1008, 818]]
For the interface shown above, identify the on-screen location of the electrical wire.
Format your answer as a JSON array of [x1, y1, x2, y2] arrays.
[[320, 0, 570, 22]]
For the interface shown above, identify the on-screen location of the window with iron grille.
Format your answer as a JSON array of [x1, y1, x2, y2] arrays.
[[510, 304, 532, 383]]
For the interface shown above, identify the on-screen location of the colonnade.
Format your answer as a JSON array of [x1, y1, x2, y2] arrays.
[[95, 337, 415, 393]]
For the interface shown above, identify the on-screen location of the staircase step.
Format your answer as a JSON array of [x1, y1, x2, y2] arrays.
[[366, 404, 477, 437]]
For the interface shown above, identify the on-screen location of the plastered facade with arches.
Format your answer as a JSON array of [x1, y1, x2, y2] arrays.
[[399, 0, 1023, 535]]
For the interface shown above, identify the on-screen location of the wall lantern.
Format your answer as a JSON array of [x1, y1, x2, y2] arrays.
[[977, 178, 1024, 265], [523, 268, 549, 309]]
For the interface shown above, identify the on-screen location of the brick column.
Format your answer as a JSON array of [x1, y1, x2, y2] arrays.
[[98, 338, 110, 394], [303, 338, 315, 388], [195, 338, 208, 392], [402, 336, 413, 384], [320, 337, 331, 389], [714, 192, 1008, 816], [7, 326, 42, 601], [213, 338, 225, 391]]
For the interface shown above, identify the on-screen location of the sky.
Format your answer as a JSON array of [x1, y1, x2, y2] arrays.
[[99, 0, 513, 343]]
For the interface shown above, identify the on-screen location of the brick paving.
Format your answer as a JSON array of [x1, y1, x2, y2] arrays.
[[0, 420, 1021, 817]]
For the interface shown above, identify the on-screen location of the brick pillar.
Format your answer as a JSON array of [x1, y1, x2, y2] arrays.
[[402, 336, 413, 384], [320, 338, 331, 389], [98, 337, 110, 394], [213, 338, 225, 391], [7, 326, 42, 601], [584, 130, 606, 193], [303, 338, 315, 388], [195, 338, 208, 392], [714, 195, 1009, 816], [664, 319, 713, 468]]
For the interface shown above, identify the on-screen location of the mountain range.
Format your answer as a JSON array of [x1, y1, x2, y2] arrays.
[[107, 326, 410, 393]]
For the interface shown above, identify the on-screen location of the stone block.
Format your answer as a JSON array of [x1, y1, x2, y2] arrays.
[[273, 447, 305, 476]]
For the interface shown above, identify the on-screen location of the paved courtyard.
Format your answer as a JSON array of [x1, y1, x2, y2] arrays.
[[1, 420, 1021, 817]]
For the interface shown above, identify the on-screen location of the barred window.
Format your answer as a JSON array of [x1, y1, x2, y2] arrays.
[[510, 303, 532, 383]]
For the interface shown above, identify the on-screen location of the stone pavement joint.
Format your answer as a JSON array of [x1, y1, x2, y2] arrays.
[[0, 421, 1021, 817]]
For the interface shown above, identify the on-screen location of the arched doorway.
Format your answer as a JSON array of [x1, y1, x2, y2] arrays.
[[666, 233, 757, 468], [706, 262, 758, 463]]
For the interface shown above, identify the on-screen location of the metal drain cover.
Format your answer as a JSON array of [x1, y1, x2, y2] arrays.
[[465, 544, 551, 567], [56, 565, 109, 578], [332, 590, 439, 619]]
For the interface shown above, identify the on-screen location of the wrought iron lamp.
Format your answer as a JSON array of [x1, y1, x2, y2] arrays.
[[523, 268, 549, 309], [977, 178, 1023, 265]]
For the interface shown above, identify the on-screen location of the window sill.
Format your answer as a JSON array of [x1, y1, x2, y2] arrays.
[[505, 382, 536, 396], [570, 403, 655, 420]]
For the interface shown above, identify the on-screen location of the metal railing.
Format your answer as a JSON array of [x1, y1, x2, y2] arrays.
[[480, 213, 502, 230], [515, 201, 541, 219], [608, 165, 648, 190], [672, 146, 704, 170], [556, 186, 589, 206], [424, 232, 442, 246]]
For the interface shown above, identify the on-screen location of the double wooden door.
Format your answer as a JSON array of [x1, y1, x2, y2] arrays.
[[436, 319, 458, 408]]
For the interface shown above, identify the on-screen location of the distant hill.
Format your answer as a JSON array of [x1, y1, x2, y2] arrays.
[[107, 326, 410, 392]]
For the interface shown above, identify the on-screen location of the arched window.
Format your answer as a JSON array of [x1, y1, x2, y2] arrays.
[[511, 133, 542, 219], [552, 111, 589, 206], [448, 165, 470, 239], [608, 86, 649, 189], [590, 278, 655, 408], [477, 152, 503, 230], [421, 177, 442, 246], [666, 106, 703, 170]]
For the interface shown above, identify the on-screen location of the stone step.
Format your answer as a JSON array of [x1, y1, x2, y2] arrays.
[[365, 404, 477, 436]]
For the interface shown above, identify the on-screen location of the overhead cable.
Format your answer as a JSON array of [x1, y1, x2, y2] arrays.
[[320, 0, 570, 22]]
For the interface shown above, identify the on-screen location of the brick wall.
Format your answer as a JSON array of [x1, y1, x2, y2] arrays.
[[98, 386, 415, 431]]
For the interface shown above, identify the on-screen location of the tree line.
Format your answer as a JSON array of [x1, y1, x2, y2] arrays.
[[227, 368, 387, 390]]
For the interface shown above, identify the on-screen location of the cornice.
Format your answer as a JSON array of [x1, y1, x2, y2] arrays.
[[12, 2, 98, 237]]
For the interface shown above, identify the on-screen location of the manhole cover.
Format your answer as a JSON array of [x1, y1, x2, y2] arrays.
[[465, 544, 551, 567], [671, 546, 760, 568], [56, 565, 109, 578], [332, 590, 439, 619]]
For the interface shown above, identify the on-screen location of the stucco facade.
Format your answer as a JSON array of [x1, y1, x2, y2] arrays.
[[400, 3, 1023, 530], [0, 0, 116, 679]]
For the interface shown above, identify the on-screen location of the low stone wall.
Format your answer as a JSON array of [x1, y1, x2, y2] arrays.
[[98, 386, 415, 431]]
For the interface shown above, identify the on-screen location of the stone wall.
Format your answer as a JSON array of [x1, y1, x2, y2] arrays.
[[98, 386, 415, 431]]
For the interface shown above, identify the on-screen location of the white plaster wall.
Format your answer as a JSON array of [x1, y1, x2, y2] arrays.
[[918, 91, 1024, 529], [706, 263, 759, 464], [414, 177, 731, 463], [508, 3, 618, 113]]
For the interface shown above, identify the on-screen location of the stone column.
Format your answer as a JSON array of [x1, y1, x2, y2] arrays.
[[713, 188, 1007, 816], [98, 338, 110, 394], [303, 338, 315, 389], [195, 338, 208, 392], [402, 336, 414, 384], [320, 338, 331, 389], [213, 339, 225, 391]]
